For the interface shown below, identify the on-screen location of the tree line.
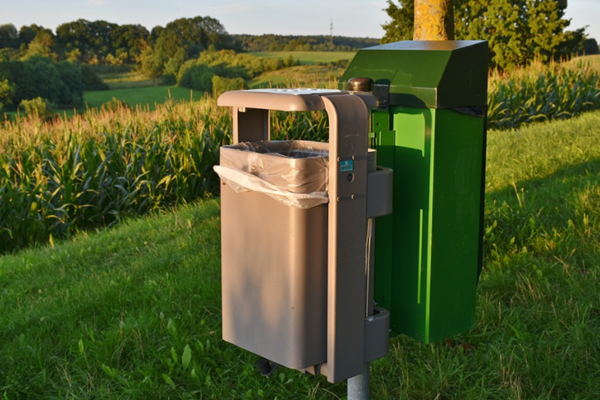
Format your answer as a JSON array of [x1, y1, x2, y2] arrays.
[[0, 16, 381, 112], [383, 0, 599, 69], [231, 35, 379, 52], [0, 16, 238, 112], [0, 17, 235, 73], [0, 18, 376, 75]]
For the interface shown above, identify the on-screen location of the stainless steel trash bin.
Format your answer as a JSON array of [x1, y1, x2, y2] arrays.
[[219, 140, 330, 369], [216, 89, 391, 383]]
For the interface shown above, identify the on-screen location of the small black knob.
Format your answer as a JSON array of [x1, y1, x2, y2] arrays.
[[348, 77, 374, 92]]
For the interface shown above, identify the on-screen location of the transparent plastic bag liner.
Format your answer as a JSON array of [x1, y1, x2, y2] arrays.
[[214, 140, 329, 209]]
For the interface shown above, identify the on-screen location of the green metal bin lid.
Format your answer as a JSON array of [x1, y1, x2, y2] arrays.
[[340, 40, 488, 109]]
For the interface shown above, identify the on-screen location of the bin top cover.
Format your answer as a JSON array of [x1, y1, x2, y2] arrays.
[[217, 89, 377, 112], [339, 40, 488, 109]]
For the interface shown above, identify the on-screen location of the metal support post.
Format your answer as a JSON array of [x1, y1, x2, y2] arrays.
[[348, 366, 370, 400]]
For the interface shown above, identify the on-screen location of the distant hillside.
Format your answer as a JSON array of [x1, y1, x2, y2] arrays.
[[232, 34, 380, 52]]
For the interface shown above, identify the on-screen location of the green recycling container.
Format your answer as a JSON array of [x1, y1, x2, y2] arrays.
[[340, 40, 488, 343]]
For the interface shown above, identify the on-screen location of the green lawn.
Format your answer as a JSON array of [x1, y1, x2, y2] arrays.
[[252, 51, 356, 65], [3, 86, 199, 120], [98, 71, 164, 90], [84, 86, 199, 111], [1, 111, 600, 398], [247, 65, 345, 89]]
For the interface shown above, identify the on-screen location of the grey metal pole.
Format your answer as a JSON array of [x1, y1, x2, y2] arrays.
[[348, 215, 376, 399], [348, 365, 370, 400]]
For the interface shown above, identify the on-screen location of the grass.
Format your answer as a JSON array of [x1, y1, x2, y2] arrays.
[[0, 199, 343, 399], [1, 79, 195, 120], [251, 51, 356, 65], [98, 71, 164, 90], [84, 86, 197, 111], [247, 65, 344, 89], [1, 110, 600, 398]]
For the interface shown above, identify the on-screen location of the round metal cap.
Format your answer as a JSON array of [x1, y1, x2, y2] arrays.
[[348, 77, 374, 92]]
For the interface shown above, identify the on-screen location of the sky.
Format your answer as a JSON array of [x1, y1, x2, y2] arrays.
[[1, 0, 599, 42]]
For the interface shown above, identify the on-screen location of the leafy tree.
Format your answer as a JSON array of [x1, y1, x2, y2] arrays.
[[80, 64, 109, 90], [382, 0, 414, 42], [56, 19, 94, 56], [137, 45, 163, 78], [583, 38, 599, 55], [212, 76, 244, 98], [88, 20, 117, 59], [56, 19, 117, 62], [178, 63, 214, 92], [13, 56, 65, 104], [23, 28, 57, 59], [2, 56, 86, 108], [163, 47, 186, 82], [556, 27, 600, 57], [522, 0, 568, 62], [110, 24, 149, 63], [232, 34, 377, 52], [56, 61, 83, 106], [150, 16, 230, 76], [0, 24, 19, 49], [0, 79, 15, 111], [382, 0, 578, 69], [0, 51, 12, 80], [18, 25, 39, 48]]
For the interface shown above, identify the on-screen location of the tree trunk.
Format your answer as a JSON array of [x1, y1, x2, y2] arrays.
[[413, 0, 454, 40]]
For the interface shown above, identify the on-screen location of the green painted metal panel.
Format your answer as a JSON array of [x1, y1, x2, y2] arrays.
[[372, 110, 394, 311], [390, 107, 434, 341], [373, 107, 485, 343], [427, 110, 484, 340]]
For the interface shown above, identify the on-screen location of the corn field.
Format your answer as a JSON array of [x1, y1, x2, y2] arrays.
[[0, 99, 225, 253], [1, 57, 599, 253], [487, 57, 600, 129], [0, 97, 330, 253]]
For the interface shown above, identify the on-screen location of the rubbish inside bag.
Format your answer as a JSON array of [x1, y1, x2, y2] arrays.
[[214, 140, 329, 209]]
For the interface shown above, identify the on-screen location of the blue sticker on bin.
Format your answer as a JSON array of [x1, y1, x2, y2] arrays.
[[340, 159, 354, 172]]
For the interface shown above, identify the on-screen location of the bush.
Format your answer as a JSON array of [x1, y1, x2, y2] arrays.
[[284, 55, 296, 68], [0, 78, 14, 111], [161, 74, 176, 85], [15, 56, 67, 105], [178, 64, 214, 92], [1, 56, 85, 109], [101, 97, 131, 111], [81, 64, 109, 91], [56, 60, 84, 107], [176, 50, 291, 92], [19, 97, 54, 119], [212, 76, 244, 98]]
